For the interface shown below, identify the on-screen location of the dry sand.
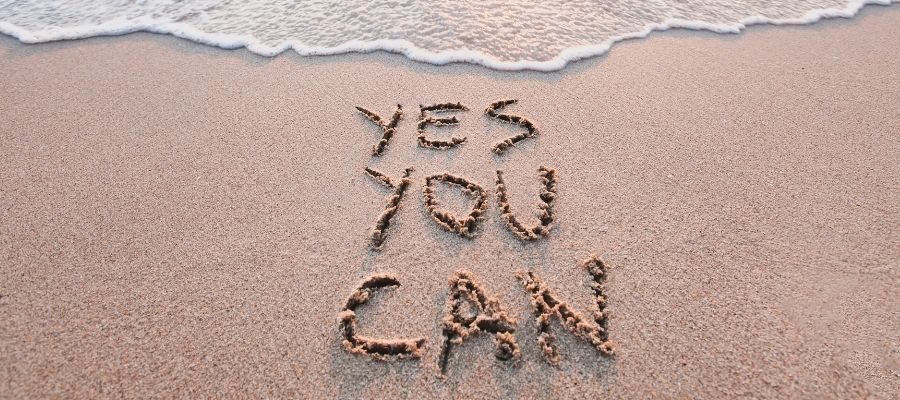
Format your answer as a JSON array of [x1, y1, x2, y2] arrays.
[[1, 5, 899, 399]]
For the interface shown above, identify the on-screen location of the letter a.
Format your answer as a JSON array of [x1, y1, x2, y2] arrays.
[[438, 271, 520, 374]]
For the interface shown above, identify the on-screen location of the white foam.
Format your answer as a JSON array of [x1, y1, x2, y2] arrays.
[[0, 0, 894, 71]]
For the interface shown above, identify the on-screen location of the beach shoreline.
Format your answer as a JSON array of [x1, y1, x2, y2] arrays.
[[1, 5, 898, 398]]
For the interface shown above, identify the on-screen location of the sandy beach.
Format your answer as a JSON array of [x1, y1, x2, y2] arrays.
[[1, 4, 898, 399]]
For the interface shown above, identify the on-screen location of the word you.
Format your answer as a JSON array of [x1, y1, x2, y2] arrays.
[[339, 255, 614, 372]]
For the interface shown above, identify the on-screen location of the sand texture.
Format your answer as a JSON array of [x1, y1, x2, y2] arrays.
[[1, 5, 899, 399]]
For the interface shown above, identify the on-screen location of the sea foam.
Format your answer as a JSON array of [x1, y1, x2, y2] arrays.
[[0, 0, 894, 71]]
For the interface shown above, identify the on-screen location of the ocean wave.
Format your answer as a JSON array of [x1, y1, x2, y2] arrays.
[[0, 0, 894, 71]]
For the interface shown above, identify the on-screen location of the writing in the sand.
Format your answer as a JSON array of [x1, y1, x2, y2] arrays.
[[340, 100, 614, 374]]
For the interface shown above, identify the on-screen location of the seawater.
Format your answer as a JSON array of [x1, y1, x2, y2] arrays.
[[0, 0, 893, 70]]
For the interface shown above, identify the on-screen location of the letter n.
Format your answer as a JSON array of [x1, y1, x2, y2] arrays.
[[516, 255, 614, 365]]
